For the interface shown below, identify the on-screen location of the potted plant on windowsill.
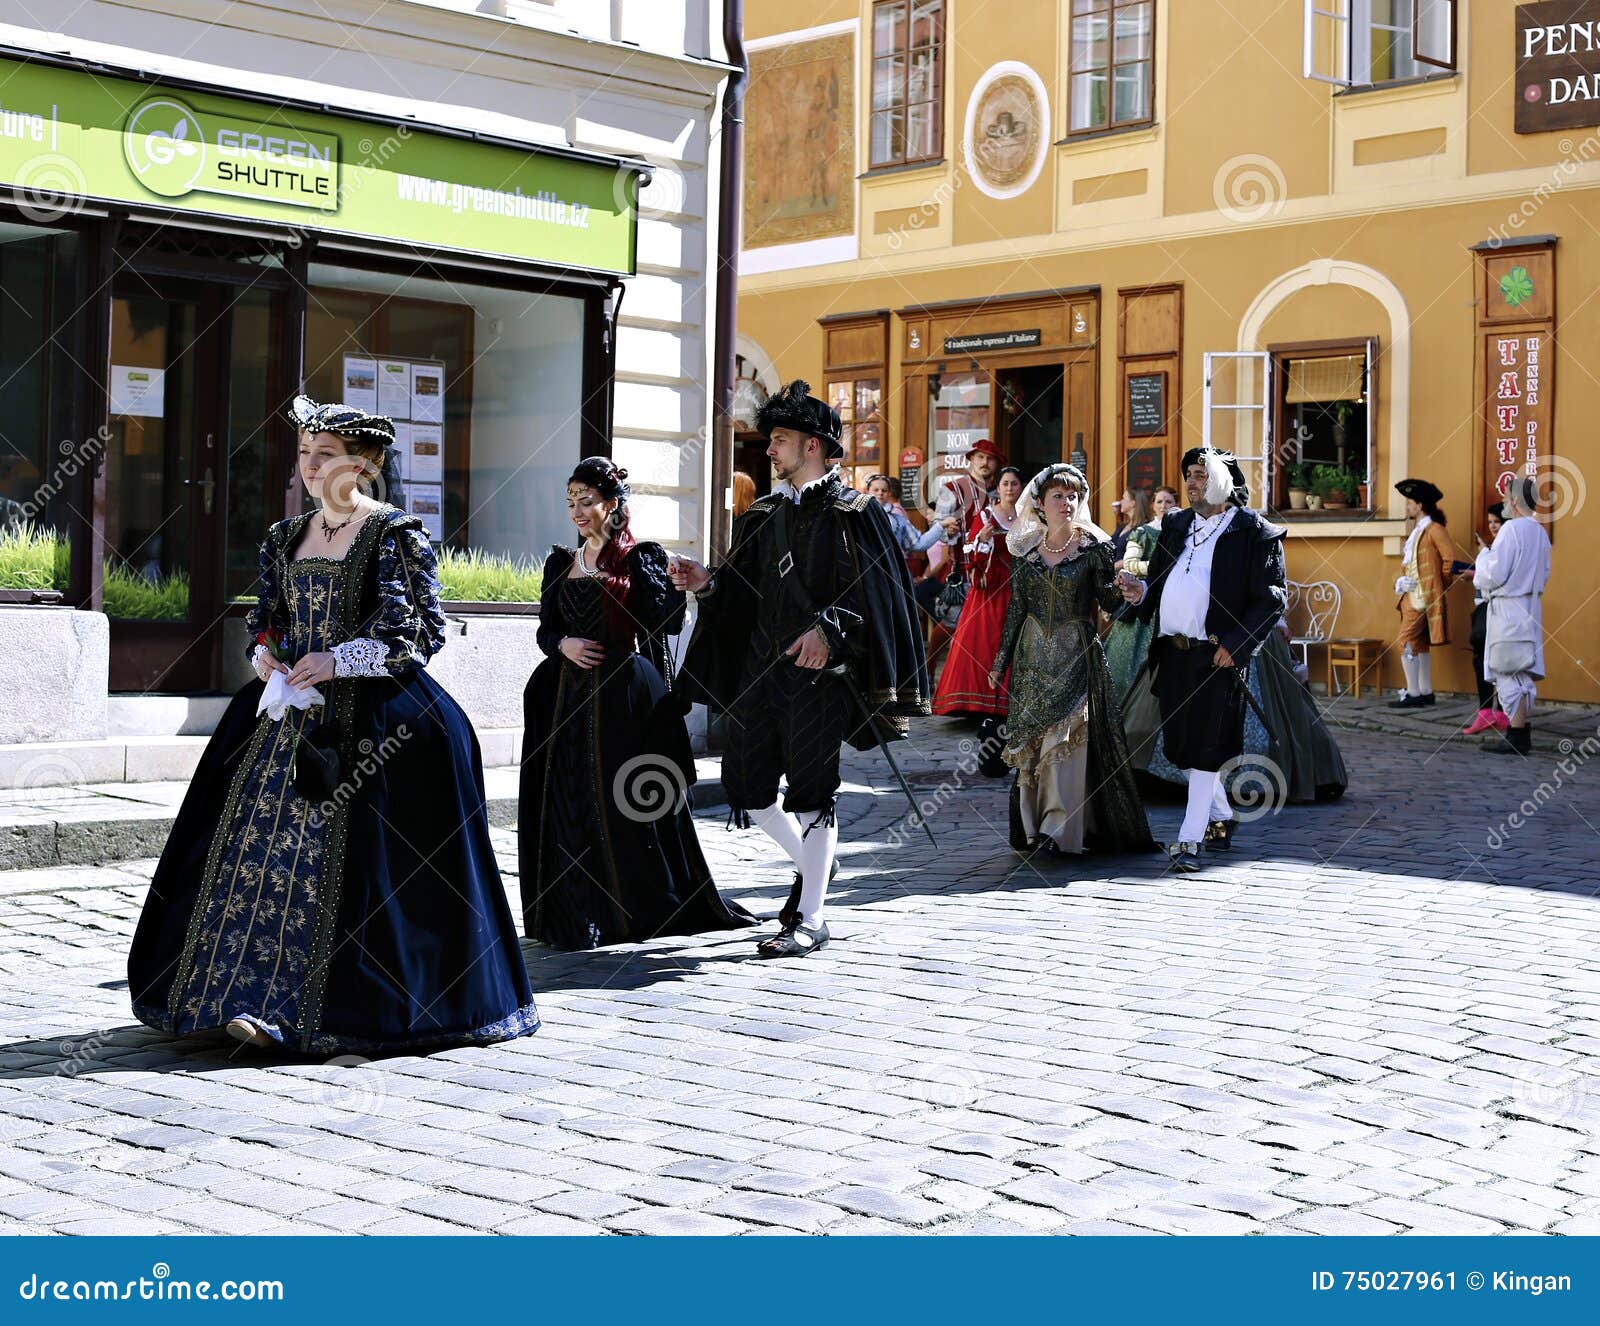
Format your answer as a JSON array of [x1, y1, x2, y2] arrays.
[[1287, 462, 1311, 511], [1313, 464, 1350, 511], [1356, 478, 1369, 509]]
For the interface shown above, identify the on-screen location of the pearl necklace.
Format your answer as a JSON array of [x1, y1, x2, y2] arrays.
[[1041, 528, 1079, 556], [576, 542, 606, 577]]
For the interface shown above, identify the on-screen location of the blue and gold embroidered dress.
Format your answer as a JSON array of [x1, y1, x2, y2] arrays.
[[129, 506, 538, 1053]]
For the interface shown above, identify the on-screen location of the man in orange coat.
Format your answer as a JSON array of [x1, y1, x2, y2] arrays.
[[1389, 477, 1461, 709]]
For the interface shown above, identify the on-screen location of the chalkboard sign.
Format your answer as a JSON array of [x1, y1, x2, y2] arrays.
[[1127, 447, 1164, 495], [1128, 372, 1167, 437]]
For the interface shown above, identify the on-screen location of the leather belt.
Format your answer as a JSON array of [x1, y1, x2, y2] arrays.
[[1163, 632, 1218, 651]]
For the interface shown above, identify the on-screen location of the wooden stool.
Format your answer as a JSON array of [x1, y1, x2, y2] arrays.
[[1327, 638, 1381, 698]]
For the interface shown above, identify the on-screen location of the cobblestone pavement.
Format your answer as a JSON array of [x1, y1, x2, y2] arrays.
[[2, 714, 1599, 1236]]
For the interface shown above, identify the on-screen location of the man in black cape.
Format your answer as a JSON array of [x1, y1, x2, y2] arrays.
[[670, 380, 930, 958], [1118, 446, 1287, 872]]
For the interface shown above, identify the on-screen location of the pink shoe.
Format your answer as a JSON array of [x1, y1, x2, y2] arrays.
[[1491, 710, 1511, 731], [1461, 709, 1496, 736]]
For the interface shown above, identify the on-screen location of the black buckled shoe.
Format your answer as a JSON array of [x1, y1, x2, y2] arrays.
[[1204, 819, 1236, 852], [779, 860, 838, 930], [757, 922, 830, 959], [1487, 726, 1532, 757], [1167, 842, 1203, 873]]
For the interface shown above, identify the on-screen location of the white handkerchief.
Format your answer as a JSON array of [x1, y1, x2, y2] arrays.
[[257, 670, 325, 721]]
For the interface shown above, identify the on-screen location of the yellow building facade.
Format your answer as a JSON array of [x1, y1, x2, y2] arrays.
[[734, 1, 1599, 703]]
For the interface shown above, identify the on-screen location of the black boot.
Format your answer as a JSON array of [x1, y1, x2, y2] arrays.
[[1008, 775, 1030, 852], [977, 716, 1008, 778], [1487, 726, 1532, 757]]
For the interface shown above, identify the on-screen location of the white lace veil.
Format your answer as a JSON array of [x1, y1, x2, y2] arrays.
[[1007, 463, 1110, 556]]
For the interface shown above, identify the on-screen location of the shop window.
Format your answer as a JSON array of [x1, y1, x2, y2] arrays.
[[870, 0, 946, 169], [0, 224, 82, 596], [1068, 0, 1155, 136], [1304, 0, 1457, 89], [304, 264, 586, 602], [828, 377, 885, 493], [928, 371, 992, 489], [1270, 341, 1376, 513]]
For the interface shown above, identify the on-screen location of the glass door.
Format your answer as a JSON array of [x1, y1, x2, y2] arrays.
[[106, 276, 282, 691]]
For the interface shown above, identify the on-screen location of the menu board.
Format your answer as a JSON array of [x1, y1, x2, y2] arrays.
[[1128, 372, 1167, 437]]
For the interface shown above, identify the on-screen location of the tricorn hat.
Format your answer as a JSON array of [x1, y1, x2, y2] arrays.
[[755, 379, 844, 459], [1395, 477, 1443, 506]]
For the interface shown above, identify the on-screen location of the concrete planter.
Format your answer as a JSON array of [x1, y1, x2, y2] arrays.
[[0, 606, 108, 744], [224, 610, 542, 733]]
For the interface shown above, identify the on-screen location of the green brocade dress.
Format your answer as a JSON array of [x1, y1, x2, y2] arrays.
[[992, 538, 1156, 855]]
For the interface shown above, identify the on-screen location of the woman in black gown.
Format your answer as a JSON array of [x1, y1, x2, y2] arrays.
[[518, 457, 753, 949]]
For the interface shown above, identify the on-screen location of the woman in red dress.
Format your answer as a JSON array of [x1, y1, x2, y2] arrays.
[[933, 467, 1023, 776]]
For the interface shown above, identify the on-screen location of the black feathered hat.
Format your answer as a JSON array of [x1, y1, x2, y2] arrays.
[[288, 393, 397, 445], [1180, 445, 1249, 506], [1395, 477, 1443, 506], [755, 379, 843, 459]]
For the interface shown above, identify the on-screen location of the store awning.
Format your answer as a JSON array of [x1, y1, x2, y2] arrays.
[[1285, 354, 1365, 405]]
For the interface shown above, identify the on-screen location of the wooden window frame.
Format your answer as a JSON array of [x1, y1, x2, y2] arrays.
[[1267, 336, 1378, 516], [1066, 0, 1157, 140], [869, 0, 946, 171]]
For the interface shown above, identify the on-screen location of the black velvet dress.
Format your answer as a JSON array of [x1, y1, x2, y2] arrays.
[[518, 542, 754, 949]]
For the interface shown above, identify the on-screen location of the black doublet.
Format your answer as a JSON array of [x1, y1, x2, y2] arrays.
[[1132, 505, 1288, 772], [677, 470, 931, 816]]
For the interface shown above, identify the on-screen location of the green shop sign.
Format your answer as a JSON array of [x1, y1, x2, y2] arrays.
[[0, 55, 637, 274]]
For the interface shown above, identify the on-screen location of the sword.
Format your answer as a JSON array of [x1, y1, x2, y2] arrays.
[[811, 660, 938, 851], [1231, 664, 1272, 729]]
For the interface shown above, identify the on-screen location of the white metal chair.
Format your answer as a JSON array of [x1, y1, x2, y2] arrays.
[[1285, 579, 1341, 669]]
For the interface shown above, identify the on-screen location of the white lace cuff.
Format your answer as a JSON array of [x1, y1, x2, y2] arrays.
[[332, 637, 390, 678], [251, 644, 273, 677]]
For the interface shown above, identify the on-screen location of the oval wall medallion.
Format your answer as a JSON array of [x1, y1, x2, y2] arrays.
[[963, 62, 1050, 200]]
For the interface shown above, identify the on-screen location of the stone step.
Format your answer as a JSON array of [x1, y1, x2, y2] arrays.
[[0, 758, 726, 872], [0, 727, 525, 790], [107, 694, 232, 737]]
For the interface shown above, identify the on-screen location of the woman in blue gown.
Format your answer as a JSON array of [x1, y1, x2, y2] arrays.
[[128, 396, 539, 1054]]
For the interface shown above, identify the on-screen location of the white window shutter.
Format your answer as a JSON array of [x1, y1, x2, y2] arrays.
[[1412, 0, 1456, 70], [1203, 351, 1273, 510], [1304, 0, 1353, 85], [1364, 336, 1378, 502]]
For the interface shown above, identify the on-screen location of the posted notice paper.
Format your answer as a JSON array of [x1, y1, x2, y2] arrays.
[[408, 483, 444, 541], [342, 355, 378, 415], [110, 365, 166, 418], [378, 360, 412, 418], [408, 423, 443, 483], [410, 363, 445, 424]]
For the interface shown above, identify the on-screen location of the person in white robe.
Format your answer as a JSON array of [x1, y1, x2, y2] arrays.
[[1473, 477, 1551, 758]]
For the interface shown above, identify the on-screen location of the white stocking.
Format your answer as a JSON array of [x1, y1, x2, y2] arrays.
[[749, 802, 803, 868], [796, 817, 838, 930], [1179, 769, 1221, 845], [1414, 652, 1433, 696], [1400, 648, 1419, 696], [1209, 773, 1232, 823]]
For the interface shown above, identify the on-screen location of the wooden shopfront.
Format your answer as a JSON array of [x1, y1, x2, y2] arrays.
[[891, 288, 1100, 513]]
